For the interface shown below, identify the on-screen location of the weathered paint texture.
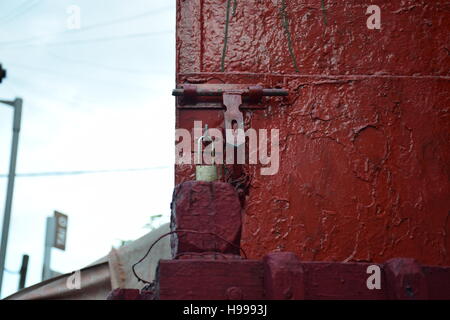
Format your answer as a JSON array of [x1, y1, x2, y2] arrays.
[[170, 181, 243, 257], [120, 256, 450, 300], [175, 0, 450, 265], [111, 184, 450, 300]]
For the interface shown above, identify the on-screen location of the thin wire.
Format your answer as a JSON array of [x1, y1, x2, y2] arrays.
[[7, 75, 102, 105], [7, 64, 155, 91], [2, 30, 173, 49], [0, 5, 173, 47], [132, 229, 247, 284], [7, 74, 157, 112], [0, 0, 29, 20], [0, 167, 170, 178], [47, 52, 158, 75], [4, 268, 18, 274], [0, 0, 40, 27]]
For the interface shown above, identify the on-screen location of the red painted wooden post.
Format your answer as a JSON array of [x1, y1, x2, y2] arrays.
[[384, 258, 428, 300], [263, 252, 305, 300], [157, 260, 264, 300], [175, 0, 450, 267]]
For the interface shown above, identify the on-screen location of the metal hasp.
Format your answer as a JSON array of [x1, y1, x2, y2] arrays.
[[173, 84, 288, 145], [172, 85, 288, 98]]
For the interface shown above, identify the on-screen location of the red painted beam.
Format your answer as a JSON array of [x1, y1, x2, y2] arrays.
[[151, 255, 450, 300], [157, 259, 264, 300]]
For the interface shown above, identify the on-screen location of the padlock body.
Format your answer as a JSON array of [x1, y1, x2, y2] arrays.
[[196, 165, 218, 182]]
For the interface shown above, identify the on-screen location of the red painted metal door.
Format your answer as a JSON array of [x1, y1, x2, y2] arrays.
[[175, 0, 450, 265]]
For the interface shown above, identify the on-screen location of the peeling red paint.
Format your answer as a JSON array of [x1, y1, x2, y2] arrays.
[[175, 0, 450, 266]]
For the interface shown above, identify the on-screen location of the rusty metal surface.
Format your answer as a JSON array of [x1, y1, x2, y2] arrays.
[[175, 0, 450, 266]]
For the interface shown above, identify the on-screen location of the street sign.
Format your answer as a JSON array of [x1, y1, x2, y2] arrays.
[[53, 211, 68, 250]]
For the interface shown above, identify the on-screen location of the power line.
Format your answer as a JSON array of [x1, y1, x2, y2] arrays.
[[0, 1, 29, 19], [3, 268, 17, 274], [0, 166, 171, 178], [0, 1, 36, 21], [1, 30, 173, 49], [0, 5, 173, 47], [6, 76, 99, 106], [6, 63, 156, 91], [0, 0, 40, 27], [1, 48, 163, 76], [5, 74, 157, 112], [47, 52, 161, 75]]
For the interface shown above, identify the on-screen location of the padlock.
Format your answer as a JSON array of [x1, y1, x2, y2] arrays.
[[196, 133, 219, 182]]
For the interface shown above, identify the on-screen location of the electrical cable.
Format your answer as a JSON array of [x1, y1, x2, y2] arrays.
[[1, 30, 173, 49], [0, 1, 40, 27], [47, 52, 159, 75], [5, 76, 101, 107], [6, 63, 155, 91], [0, 166, 170, 178], [132, 229, 247, 284], [0, 5, 173, 47], [3, 268, 18, 274]]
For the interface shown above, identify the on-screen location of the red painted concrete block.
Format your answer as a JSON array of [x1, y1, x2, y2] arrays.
[[170, 181, 243, 258]]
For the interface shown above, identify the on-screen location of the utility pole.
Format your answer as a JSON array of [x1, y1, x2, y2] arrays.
[[0, 97, 23, 297], [18, 254, 29, 290]]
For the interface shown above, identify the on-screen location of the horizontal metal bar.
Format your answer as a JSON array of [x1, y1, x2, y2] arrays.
[[172, 88, 288, 97]]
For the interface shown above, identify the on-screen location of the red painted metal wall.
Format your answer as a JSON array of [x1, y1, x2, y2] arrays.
[[175, 0, 450, 265]]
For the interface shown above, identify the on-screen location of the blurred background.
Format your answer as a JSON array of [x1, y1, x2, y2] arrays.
[[0, 0, 175, 297]]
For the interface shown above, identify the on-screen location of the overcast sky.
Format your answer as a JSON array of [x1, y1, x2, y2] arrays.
[[0, 0, 175, 297]]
